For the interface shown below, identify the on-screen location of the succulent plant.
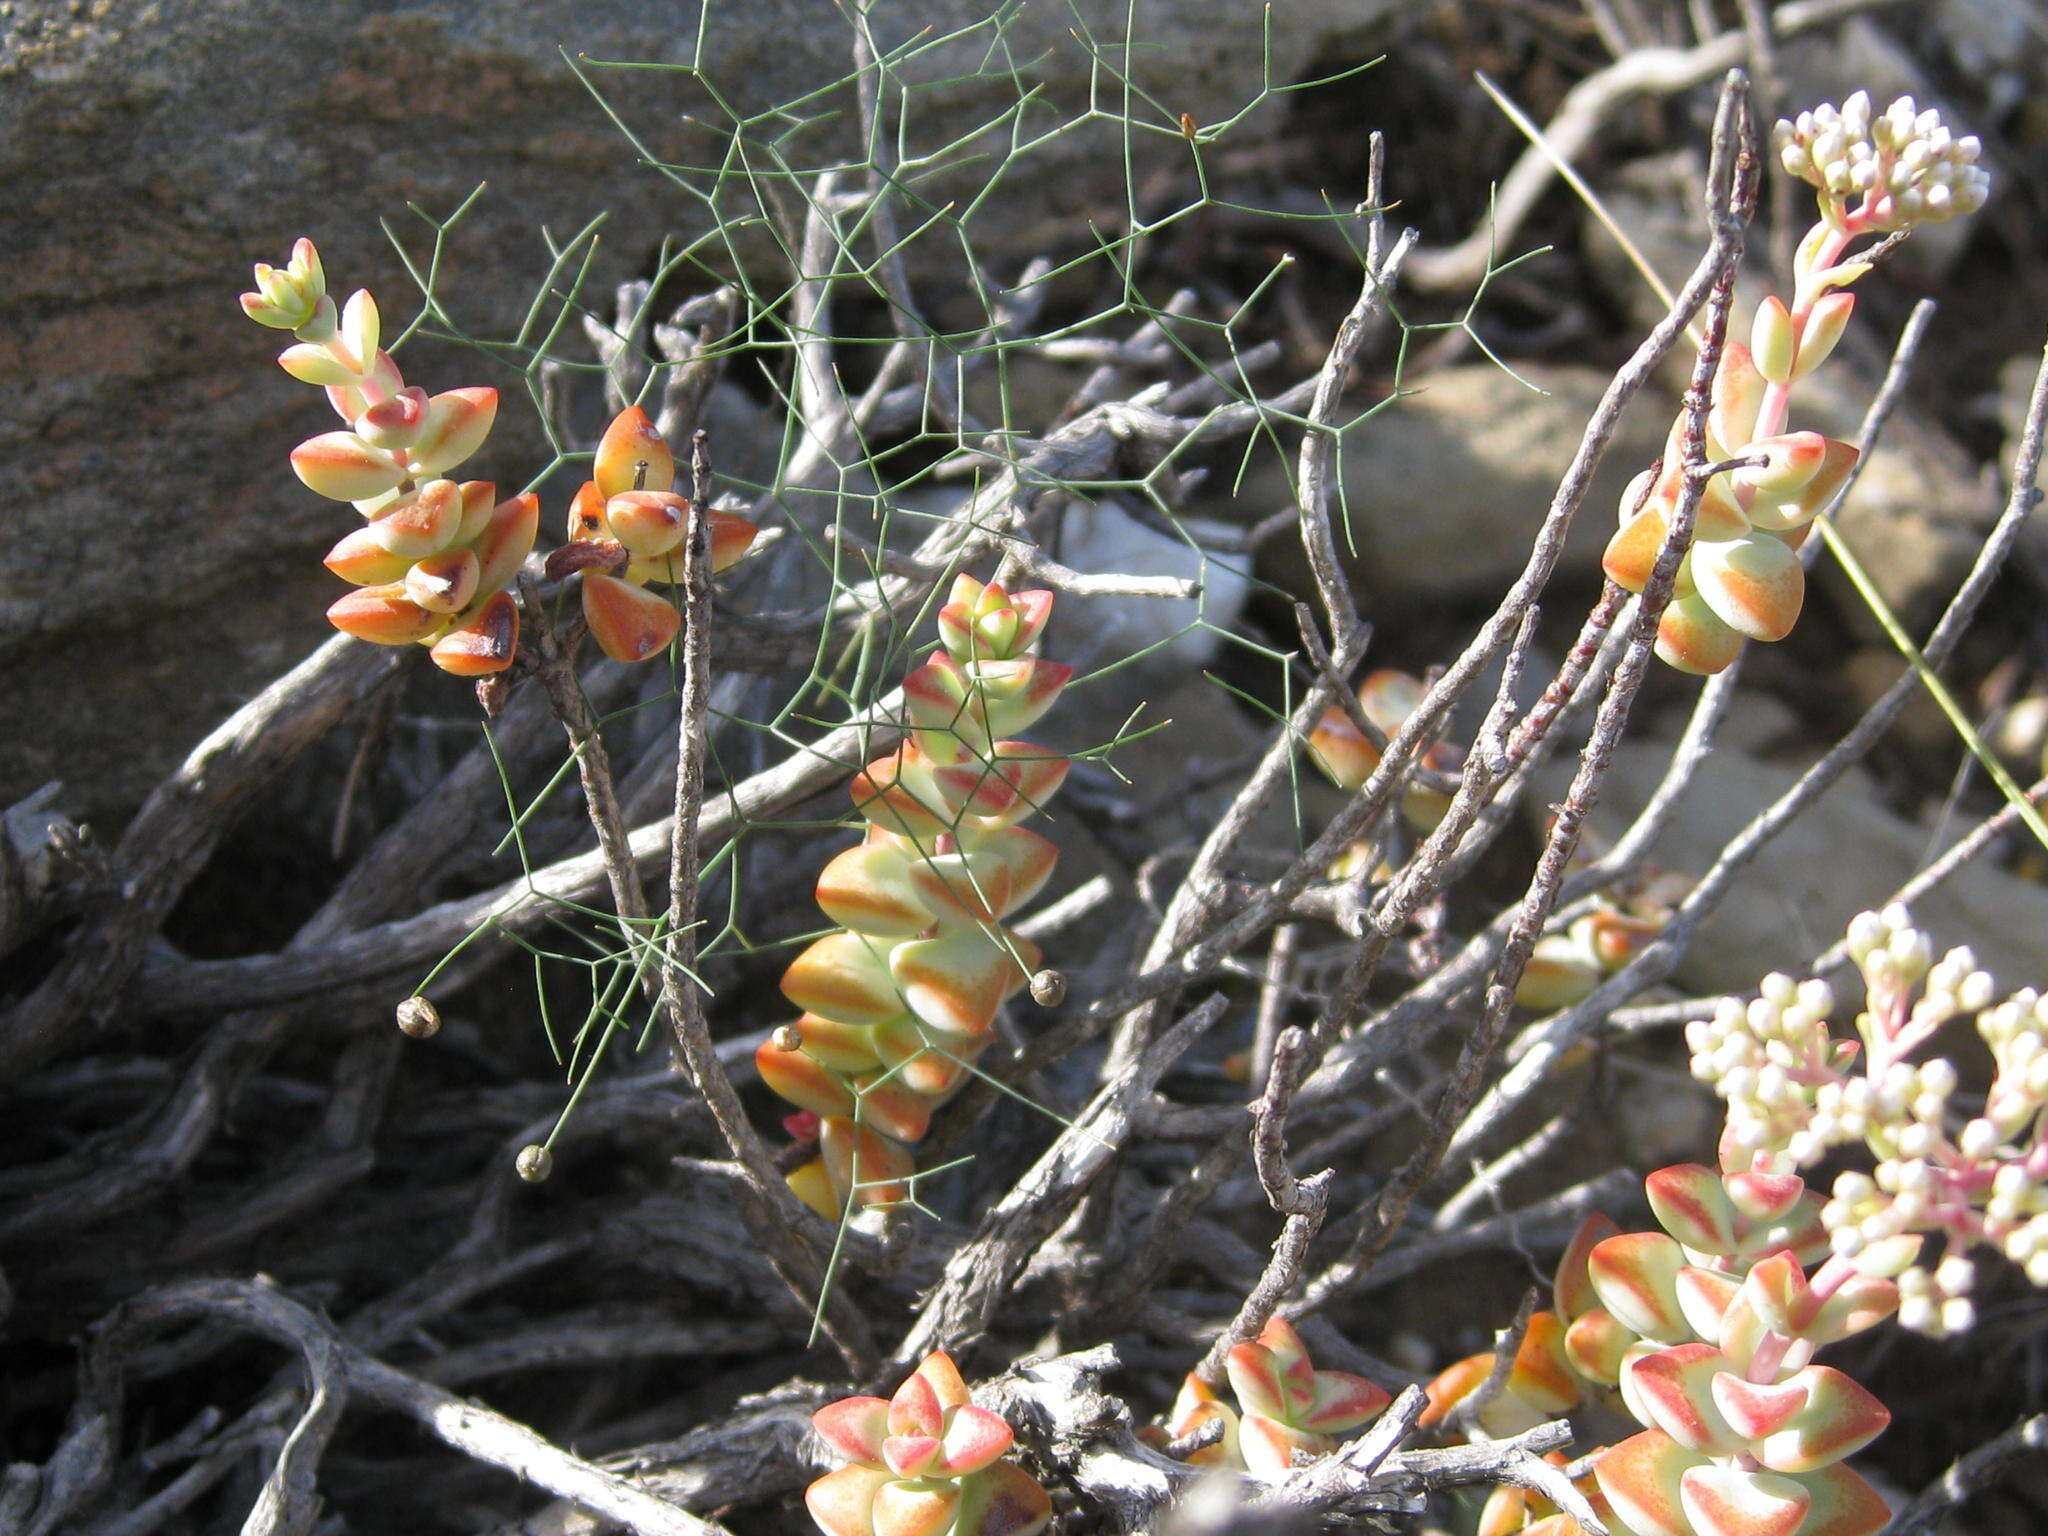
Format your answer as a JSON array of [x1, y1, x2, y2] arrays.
[[548, 407, 759, 663], [1607, 94, 1985, 674], [1515, 870, 1690, 1012], [1155, 1317, 1392, 1481], [806, 1351, 1051, 1536], [243, 239, 535, 676], [758, 575, 1073, 1215]]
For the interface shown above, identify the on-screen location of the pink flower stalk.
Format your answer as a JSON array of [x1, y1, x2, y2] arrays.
[[806, 1352, 1051, 1536], [1607, 94, 1986, 673], [759, 576, 1073, 1215], [243, 239, 535, 676]]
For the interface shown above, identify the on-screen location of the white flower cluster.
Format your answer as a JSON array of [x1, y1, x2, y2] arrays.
[[1688, 973, 1840, 1166], [1695, 907, 2048, 1335], [1775, 91, 1989, 230]]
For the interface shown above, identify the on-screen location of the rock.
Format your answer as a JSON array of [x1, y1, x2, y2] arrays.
[[0, 0, 1385, 818], [1541, 695, 2048, 998], [1233, 364, 1673, 617]]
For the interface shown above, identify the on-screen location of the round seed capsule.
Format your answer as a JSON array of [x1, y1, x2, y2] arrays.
[[396, 995, 442, 1038], [516, 1144, 554, 1183], [1028, 968, 1066, 1006]]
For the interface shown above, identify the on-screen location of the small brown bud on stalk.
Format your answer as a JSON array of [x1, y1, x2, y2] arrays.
[[396, 995, 441, 1038], [1028, 969, 1066, 1006]]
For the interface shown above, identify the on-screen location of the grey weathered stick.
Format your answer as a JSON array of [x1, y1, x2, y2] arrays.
[[658, 480, 878, 1376], [892, 994, 1228, 1367], [81, 1280, 729, 1536], [0, 636, 406, 1081], [1888, 1411, 2048, 1535]]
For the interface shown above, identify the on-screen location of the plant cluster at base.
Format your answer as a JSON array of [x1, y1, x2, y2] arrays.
[[758, 576, 1074, 1216], [806, 1351, 1051, 1536], [241, 240, 533, 676], [1606, 94, 1985, 674]]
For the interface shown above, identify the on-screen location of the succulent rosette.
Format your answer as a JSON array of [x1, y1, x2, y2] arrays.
[[243, 239, 535, 676], [551, 406, 760, 663], [1154, 1318, 1391, 1481], [806, 1352, 1051, 1536], [759, 575, 1073, 1215], [1580, 1166, 1905, 1536]]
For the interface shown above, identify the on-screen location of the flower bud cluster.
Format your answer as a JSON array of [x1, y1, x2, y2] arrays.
[[1610, 94, 1986, 676], [1692, 906, 2048, 1335], [242, 239, 534, 676], [758, 576, 1074, 1216], [1775, 92, 1988, 234]]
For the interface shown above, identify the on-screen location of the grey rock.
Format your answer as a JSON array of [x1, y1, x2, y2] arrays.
[[1545, 693, 2048, 998], [0, 0, 1389, 818]]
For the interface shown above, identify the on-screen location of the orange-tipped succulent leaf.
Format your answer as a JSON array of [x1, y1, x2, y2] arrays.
[[604, 490, 691, 558], [1654, 594, 1745, 676], [581, 571, 679, 663], [816, 839, 938, 938], [805, 1464, 892, 1536], [782, 931, 906, 1027], [368, 479, 465, 560], [327, 584, 440, 646], [469, 492, 539, 596], [708, 508, 759, 571], [1588, 1232, 1693, 1343], [594, 405, 673, 498], [816, 1115, 914, 1209], [1645, 1164, 1741, 1257], [323, 527, 412, 587], [429, 590, 519, 676], [292, 431, 407, 502], [1595, 1429, 1706, 1536], [1690, 532, 1804, 643], [453, 480, 498, 545], [870, 1479, 959, 1536], [1308, 708, 1381, 791], [1678, 1464, 1811, 1536], [409, 387, 498, 477], [567, 479, 609, 540], [889, 926, 1039, 1038]]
